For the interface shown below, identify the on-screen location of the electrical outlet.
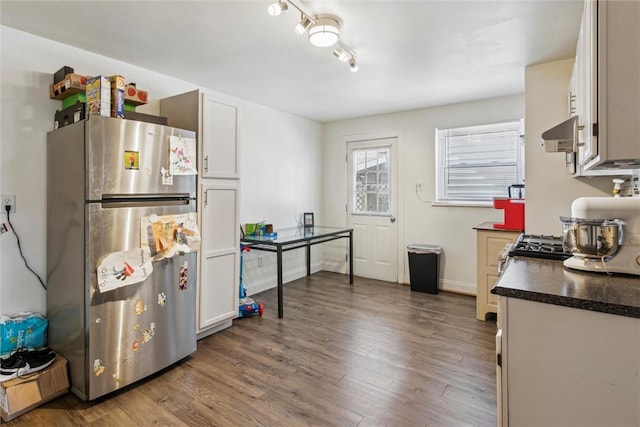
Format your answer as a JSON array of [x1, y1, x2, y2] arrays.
[[415, 182, 424, 192], [1, 194, 16, 213]]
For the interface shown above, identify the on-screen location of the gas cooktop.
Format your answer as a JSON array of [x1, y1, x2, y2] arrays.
[[508, 233, 573, 261]]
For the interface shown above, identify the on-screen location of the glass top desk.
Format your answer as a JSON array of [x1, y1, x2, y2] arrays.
[[241, 226, 353, 318]]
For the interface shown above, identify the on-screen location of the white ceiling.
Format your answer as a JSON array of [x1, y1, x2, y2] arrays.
[[0, 0, 583, 123]]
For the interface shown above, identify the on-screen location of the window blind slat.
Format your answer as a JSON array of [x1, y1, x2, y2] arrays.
[[436, 120, 524, 202]]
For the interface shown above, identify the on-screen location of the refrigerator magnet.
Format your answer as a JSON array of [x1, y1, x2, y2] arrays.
[[179, 261, 188, 290], [160, 167, 173, 185], [134, 299, 147, 315], [94, 359, 105, 376], [144, 322, 156, 342], [124, 150, 139, 170], [157, 292, 167, 307]]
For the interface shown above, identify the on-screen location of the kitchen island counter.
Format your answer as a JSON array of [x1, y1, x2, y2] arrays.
[[492, 257, 640, 319]]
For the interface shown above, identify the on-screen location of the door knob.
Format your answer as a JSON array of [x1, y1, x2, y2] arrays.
[[390, 216, 396, 223]]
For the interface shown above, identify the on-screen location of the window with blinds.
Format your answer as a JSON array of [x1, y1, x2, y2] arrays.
[[436, 120, 524, 204]]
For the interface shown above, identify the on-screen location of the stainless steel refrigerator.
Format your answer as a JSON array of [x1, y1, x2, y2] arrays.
[[47, 116, 198, 400]]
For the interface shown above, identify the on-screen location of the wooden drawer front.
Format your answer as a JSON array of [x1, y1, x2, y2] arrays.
[[486, 236, 513, 268]]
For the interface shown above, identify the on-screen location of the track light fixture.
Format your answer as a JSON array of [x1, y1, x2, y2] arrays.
[[333, 47, 349, 62], [349, 57, 359, 72], [267, 0, 288, 16], [295, 14, 312, 35], [308, 14, 341, 47], [267, 0, 359, 72], [333, 42, 358, 72]]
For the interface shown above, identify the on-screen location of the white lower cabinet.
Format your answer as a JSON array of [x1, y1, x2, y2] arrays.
[[197, 180, 240, 338], [497, 297, 640, 426]]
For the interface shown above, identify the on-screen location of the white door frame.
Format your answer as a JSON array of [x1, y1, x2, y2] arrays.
[[343, 130, 404, 283]]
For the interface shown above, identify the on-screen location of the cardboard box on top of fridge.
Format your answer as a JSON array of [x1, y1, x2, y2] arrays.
[[0, 354, 70, 422], [124, 84, 148, 105], [86, 75, 111, 117], [53, 66, 74, 85], [49, 73, 89, 100], [123, 110, 168, 126], [54, 102, 86, 129], [110, 75, 125, 119]]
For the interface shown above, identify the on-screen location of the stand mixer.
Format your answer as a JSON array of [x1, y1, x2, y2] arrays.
[[562, 197, 640, 275]]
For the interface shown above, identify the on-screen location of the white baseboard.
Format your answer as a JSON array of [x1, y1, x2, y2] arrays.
[[401, 278, 477, 295], [197, 319, 233, 340], [244, 262, 323, 296], [440, 279, 476, 296], [247, 263, 477, 297]]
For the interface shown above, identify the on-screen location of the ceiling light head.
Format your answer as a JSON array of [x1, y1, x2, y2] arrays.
[[295, 14, 312, 35], [268, 0, 288, 16], [308, 14, 341, 47], [349, 57, 359, 72], [333, 47, 349, 62]]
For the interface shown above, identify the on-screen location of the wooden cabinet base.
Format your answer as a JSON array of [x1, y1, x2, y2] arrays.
[[476, 228, 520, 320]]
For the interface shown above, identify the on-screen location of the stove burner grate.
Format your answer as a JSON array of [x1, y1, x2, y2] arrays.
[[509, 233, 573, 260]]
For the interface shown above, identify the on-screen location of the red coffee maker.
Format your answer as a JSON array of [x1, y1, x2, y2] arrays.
[[493, 185, 525, 230]]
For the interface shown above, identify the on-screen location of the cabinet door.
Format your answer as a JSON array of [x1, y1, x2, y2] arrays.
[[577, 0, 596, 166], [198, 181, 240, 331], [476, 230, 520, 320], [201, 94, 239, 179], [505, 298, 640, 426]]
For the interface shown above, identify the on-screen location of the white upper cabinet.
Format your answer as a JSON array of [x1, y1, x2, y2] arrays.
[[573, 0, 595, 166], [159, 89, 240, 179], [574, 0, 640, 170], [202, 95, 239, 179]]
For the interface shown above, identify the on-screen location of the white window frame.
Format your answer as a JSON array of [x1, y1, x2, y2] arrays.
[[435, 120, 525, 206]]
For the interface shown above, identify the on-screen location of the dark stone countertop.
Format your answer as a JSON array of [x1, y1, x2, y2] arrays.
[[492, 257, 640, 318], [473, 221, 524, 232]]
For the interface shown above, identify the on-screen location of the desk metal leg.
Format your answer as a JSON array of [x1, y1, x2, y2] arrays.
[[306, 245, 311, 277], [277, 245, 284, 318], [349, 231, 353, 284]]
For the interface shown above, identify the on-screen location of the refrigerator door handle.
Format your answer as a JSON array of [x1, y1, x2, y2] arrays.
[[100, 199, 192, 209], [102, 193, 191, 201]]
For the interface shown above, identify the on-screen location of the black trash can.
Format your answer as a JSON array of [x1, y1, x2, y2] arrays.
[[407, 244, 442, 294]]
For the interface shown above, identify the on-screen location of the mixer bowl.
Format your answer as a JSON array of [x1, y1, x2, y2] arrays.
[[560, 217, 624, 259]]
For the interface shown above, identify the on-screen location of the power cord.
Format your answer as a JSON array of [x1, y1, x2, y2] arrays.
[[4, 204, 47, 290], [415, 184, 431, 204]]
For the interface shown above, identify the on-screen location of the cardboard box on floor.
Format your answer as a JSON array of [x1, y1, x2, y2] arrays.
[[0, 354, 70, 422]]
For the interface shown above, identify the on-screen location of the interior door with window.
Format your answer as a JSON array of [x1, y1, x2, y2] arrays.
[[347, 138, 398, 282]]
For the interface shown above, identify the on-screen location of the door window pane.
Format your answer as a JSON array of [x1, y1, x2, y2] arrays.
[[352, 147, 391, 214]]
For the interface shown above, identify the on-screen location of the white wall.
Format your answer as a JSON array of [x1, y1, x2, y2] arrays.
[[239, 103, 323, 294], [322, 95, 525, 294], [0, 26, 323, 315], [524, 59, 611, 235]]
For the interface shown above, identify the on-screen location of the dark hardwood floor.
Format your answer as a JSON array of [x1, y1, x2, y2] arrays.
[[5, 271, 498, 426]]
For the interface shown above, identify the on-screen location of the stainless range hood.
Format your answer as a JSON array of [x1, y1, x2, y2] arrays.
[[541, 116, 579, 153]]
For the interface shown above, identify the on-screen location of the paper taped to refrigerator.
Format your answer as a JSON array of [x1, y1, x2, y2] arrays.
[[96, 247, 153, 293], [169, 136, 197, 176], [141, 212, 201, 261]]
